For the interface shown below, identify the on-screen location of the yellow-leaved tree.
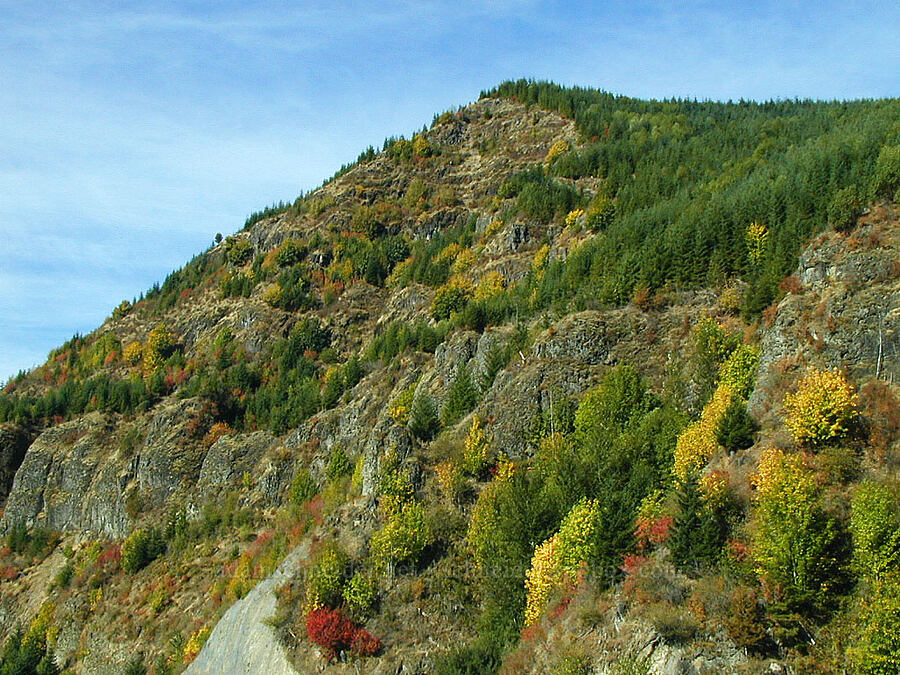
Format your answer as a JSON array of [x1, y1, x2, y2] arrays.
[[524, 498, 599, 625], [462, 414, 492, 477], [783, 368, 857, 447], [746, 222, 768, 266], [673, 384, 734, 482]]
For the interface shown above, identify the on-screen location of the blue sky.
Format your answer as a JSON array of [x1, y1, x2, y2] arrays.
[[1, 1, 898, 381]]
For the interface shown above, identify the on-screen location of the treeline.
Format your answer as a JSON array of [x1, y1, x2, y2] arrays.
[[0, 375, 156, 426]]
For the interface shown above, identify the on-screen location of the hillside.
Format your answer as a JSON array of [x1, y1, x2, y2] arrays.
[[0, 82, 899, 674]]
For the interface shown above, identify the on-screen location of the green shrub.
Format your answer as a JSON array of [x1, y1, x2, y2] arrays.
[[274, 238, 307, 267], [432, 282, 471, 320], [53, 561, 74, 589], [871, 145, 900, 199], [225, 236, 254, 266], [574, 365, 653, 446], [610, 654, 651, 675], [325, 446, 352, 482], [850, 481, 900, 585], [342, 571, 377, 619], [431, 638, 502, 675], [369, 502, 430, 571], [321, 367, 344, 409], [121, 527, 165, 574], [461, 415, 492, 477], [306, 543, 349, 608], [289, 317, 331, 355], [551, 654, 591, 675], [123, 655, 148, 675], [7, 525, 58, 559], [112, 299, 132, 320], [119, 425, 144, 458], [290, 469, 318, 507], [479, 340, 510, 391], [691, 318, 740, 404], [643, 602, 699, 644], [441, 366, 477, 427], [751, 448, 849, 620], [715, 400, 758, 452], [266, 267, 313, 311], [376, 449, 415, 517], [409, 393, 440, 442], [669, 478, 731, 574], [828, 185, 863, 232], [366, 320, 446, 360], [499, 166, 582, 223], [585, 193, 616, 231], [220, 271, 255, 298], [0, 604, 60, 675], [849, 575, 900, 674], [342, 356, 364, 390]]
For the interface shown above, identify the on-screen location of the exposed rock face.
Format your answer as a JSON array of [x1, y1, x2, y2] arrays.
[[377, 285, 431, 326], [531, 311, 617, 365], [0, 402, 288, 537], [749, 217, 900, 419], [195, 431, 278, 501], [0, 424, 30, 508], [185, 541, 309, 675], [483, 220, 530, 256], [134, 398, 208, 507], [482, 359, 601, 460], [0, 413, 129, 537], [431, 330, 481, 385]]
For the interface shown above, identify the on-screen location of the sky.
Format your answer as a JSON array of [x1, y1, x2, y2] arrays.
[[1, 0, 898, 381]]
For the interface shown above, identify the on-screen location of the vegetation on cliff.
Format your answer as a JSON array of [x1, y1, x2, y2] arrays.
[[0, 82, 899, 674]]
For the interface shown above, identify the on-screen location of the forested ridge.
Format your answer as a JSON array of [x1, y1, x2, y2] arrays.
[[485, 80, 900, 314], [0, 82, 898, 674]]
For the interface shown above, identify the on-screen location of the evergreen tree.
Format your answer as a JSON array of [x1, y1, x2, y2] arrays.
[[669, 479, 729, 575], [715, 400, 758, 452], [409, 393, 440, 442], [441, 365, 477, 426]]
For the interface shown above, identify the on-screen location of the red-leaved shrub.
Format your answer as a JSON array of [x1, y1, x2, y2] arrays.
[[634, 516, 673, 550], [351, 629, 382, 656], [306, 607, 382, 660], [306, 607, 357, 658], [98, 544, 121, 567]]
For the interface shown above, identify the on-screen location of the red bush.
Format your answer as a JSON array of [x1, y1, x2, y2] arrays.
[[306, 608, 357, 659], [98, 544, 122, 567], [621, 553, 648, 576], [306, 608, 382, 660], [634, 516, 673, 550], [351, 629, 382, 657]]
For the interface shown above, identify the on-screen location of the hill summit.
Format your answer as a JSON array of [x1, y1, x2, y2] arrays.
[[0, 81, 899, 674]]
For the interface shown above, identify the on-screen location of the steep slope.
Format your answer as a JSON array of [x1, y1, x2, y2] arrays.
[[0, 83, 898, 674], [0, 95, 587, 673]]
